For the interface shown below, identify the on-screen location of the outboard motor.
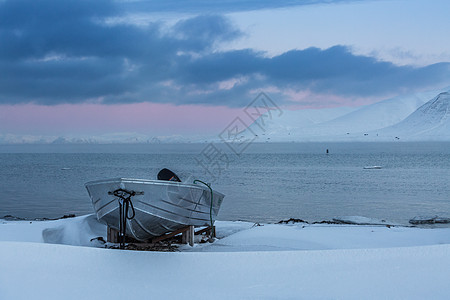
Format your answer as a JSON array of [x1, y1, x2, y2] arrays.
[[157, 168, 181, 182]]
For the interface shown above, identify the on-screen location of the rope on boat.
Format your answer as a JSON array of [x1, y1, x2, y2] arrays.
[[108, 188, 142, 249], [193, 180, 214, 238]]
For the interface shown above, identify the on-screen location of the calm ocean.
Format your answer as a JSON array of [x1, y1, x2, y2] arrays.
[[1, 142, 449, 225]]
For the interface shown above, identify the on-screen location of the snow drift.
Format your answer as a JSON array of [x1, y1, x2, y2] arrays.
[[2, 215, 450, 299]]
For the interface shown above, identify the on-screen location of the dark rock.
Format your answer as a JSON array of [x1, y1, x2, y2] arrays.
[[277, 218, 308, 224]]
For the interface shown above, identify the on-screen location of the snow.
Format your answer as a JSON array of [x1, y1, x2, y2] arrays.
[[321, 90, 439, 132], [246, 106, 358, 138], [332, 216, 391, 225], [377, 92, 450, 140], [2, 215, 450, 299], [4, 87, 450, 144], [240, 87, 450, 142]]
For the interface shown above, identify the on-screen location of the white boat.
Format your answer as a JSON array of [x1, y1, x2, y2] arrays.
[[363, 166, 382, 169], [85, 175, 225, 242]]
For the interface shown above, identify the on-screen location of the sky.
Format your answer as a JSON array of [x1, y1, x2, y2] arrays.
[[0, 0, 449, 141]]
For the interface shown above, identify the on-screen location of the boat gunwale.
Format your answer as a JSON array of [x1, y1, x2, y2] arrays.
[[85, 177, 225, 198]]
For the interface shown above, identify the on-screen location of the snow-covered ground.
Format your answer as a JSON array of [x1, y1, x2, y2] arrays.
[[1, 215, 450, 299]]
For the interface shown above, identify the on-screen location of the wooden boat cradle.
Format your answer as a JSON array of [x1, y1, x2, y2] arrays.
[[107, 224, 216, 247]]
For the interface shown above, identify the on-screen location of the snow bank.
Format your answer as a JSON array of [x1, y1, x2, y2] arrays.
[[2, 241, 450, 299], [0, 214, 106, 247], [189, 222, 450, 252], [2, 215, 450, 299]]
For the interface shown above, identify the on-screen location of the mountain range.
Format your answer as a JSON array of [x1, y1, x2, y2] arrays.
[[241, 87, 450, 142], [1, 87, 450, 144], [376, 92, 450, 140]]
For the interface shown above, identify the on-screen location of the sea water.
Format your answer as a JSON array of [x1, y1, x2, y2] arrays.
[[0, 142, 449, 225]]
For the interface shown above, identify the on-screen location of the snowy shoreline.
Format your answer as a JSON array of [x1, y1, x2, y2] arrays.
[[2, 215, 450, 299]]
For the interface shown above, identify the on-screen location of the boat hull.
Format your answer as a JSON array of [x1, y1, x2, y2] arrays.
[[85, 178, 225, 241]]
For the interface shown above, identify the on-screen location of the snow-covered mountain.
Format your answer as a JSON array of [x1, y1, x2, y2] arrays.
[[0, 133, 195, 144], [243, 88, 448, 142], [318, 90, 438, 133], [376, 92, 450, 140], [235, 106, 358, 142], [2, 87, 450, 144]]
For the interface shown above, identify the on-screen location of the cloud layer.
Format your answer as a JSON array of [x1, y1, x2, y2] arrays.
[[120, 0, 365, 14], [0, 0, 449, 107]]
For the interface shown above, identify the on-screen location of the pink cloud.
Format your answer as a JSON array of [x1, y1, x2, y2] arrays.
[[0, 103, 242, 136]]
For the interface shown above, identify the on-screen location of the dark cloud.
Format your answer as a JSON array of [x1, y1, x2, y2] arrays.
[[263, 47, 450, 97], [0, 0, 116, 60], [120, 0, 366, 14], [173, 15, 241, 49], [0, 0, 449, 107], [174, 46, 450, 104], [176, 49, 263, 84]]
